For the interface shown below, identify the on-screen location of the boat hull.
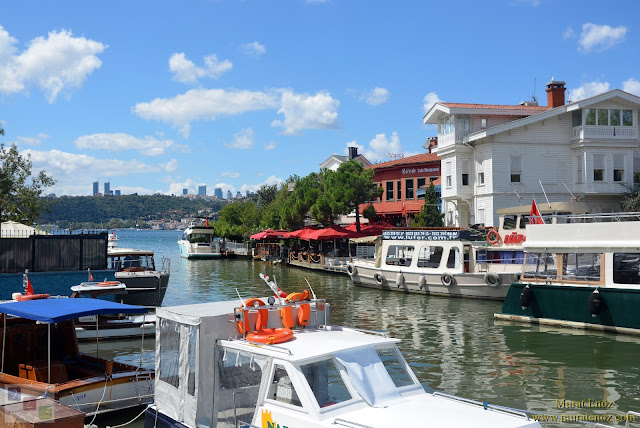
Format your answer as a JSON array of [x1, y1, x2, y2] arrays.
[[115, 271, 169, 306], [144, 407, 189, 428], [496, 283, 640, 335], [178, 242, 223, 259], [349, 265, 514, 301]]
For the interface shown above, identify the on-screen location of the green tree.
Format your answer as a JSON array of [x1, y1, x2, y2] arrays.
[[214, 200, 260, 240], [280, 172, 324, 229], [412, 182, 444, 227], [362, 204, 377, 221], [326, 161, 377, 232], [0, 143, 56, 224]]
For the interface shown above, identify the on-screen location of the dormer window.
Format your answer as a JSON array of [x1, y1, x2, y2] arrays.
[[481, 118, 487, 128]]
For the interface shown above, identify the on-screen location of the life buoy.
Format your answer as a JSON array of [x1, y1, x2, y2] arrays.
[[237, 298, 269, 335], [487, 230, 500, 245], [282, 291, 311, 328], [441, 272, 455, 287], [418, 275, 427, 289], [347, 264, 356, 276], [396, 273, 404, 288], [98, 281, 120, 287], [15, 293, 50, 302], [374, 272, 385, 285], [246, 328, 293, 345], [484, 273, 502, 286]]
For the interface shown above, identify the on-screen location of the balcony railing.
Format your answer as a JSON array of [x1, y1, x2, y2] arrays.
[[571, 125, 637, 140]]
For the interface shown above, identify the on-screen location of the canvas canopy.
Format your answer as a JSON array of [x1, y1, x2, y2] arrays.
[[0, 298, 148, 323]]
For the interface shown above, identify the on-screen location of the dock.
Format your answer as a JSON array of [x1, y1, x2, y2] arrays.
[[287, 252, 349, 275], [0, 397, 85, 427]]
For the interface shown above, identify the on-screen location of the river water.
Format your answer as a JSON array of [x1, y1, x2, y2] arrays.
[[88, 230, 640, 427]]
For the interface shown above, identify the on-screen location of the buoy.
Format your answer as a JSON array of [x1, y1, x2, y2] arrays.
[[15, 293, 50, 302], [588, 289, 602, 317], [246, 328, 293, 345], [237, 298, 269, 335], [441, 272, 455, 287], [519, 285, 532, 309], [418, 275, 427, 289], [484, 273, 501, 286], [347, 264, 356, 276], [374, 272, 385, 285], [396, 273, 404, 288]]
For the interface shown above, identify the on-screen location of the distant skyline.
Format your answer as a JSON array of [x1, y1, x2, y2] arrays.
[[1, 1, 639, 196]]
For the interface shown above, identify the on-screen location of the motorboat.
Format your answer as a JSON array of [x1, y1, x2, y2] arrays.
[[108, 247, 170, 306], [496, 212, 640, 335], [0, 297, 154, 416], [143, 278, 539, 427], [178, 224, 227, 259]]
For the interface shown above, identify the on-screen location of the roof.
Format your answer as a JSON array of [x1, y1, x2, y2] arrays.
[[368, 153, 440, 170], [108, 247, 155, 256], [0, 298, 148, 323], [496, 200, 589, 215], [441, 102, 549, 111]]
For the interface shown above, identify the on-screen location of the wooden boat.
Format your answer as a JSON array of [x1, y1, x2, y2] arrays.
[[496, 212, 640, 335], [144, 280, 540, 427], [0, 298, 154, 416]]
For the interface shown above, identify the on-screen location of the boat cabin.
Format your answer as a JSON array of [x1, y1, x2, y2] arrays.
[[108, 248, 157, 272]]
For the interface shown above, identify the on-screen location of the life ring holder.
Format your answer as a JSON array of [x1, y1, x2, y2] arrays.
[[484, 273, 502, 286], [236, 298, 269, 335], [15, 293, 50, 302], [98, 281, 120, 287], [374, 272, 385, 285], [441, 272, 455, 287], [246, 328, 294, 345], [487, 230, 500, 245]]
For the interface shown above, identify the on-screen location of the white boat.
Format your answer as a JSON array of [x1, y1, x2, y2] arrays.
[[496, 212, 640, 335], [0, 298, 154, 416], [178, 224, 226, 259], [144, 288, 539, 427], [108, 247, 170, 306]]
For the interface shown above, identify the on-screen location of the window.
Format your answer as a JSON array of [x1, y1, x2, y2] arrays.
[[477, 208, 485, 225], [503, 215, 517, 230], [269, 364, 302, 406], [623, 110, 633, 126], [446, 175, 452, 187], [386, 245, 414, 266], [458, 115, 470, 134], [597, 109, 609, 126], [523, 253, 558, 279], [396, 180, 402, 201], [301, 359, 352, 408], [510, 156, 522, 183], [376, 348, 414, 388], [159, 319, 180, 388], [187, 326, 198, 396], [417, 246, 443, 268], [446, 247, 460, 268], [445, 161, 452, 188], [585, 108, 596, 125], [593, 154, 604, 181], [405, 178, 414, 199], [614, 155, 624, 182], [478, 172, 485, 185], [417, 178, 426, 200], [481, 118, 487, 128], [613, 253, 640, 284], [576, 154, 583, 183], [610, 109, 621, 126], [461, 160, 469, 186], [386, 182, 394, 201], [572, 109, 582, 127], [561, 253, 601, 282]]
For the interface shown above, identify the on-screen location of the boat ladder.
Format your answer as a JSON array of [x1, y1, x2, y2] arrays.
[[135, 370, 154, 401]]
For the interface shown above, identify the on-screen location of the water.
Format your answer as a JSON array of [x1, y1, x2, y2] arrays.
[[94, 229, 640, 427]]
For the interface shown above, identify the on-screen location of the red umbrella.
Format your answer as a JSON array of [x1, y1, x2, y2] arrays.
[[305, 226, 350, 241], [250, 229, 289, 240], [250, 229, 274, 240], [286, 227, 317, 239]]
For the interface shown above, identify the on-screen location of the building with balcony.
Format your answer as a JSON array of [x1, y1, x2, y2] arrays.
[[364, 153, 441, 227], [424, 80, 640, 227]]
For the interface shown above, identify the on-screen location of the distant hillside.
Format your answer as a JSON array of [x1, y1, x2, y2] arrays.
[[38, 195, 228, 227]]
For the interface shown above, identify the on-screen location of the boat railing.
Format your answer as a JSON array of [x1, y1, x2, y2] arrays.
[[332, 418, 374, 428], [432, 392, 533, 420], [539, 211, 640, 223], [160, 257, 170, 274], [342, 327, 388, 338]]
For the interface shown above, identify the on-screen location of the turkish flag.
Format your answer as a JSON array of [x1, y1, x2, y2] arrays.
[[529, 199, 544, 225], [23, 274, 35, 295]]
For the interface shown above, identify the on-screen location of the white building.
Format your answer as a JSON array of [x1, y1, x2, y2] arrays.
[[424, 80, 640, 227], [320, 147, 372, 171]]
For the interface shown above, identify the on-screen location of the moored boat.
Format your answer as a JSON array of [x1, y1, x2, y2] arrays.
[[178, 224, 227, 259], [495, 213, 640, 335], [108, 247, 170, 306]]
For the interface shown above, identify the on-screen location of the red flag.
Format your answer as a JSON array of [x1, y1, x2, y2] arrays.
[[205, 218, 209, 227], [88, 270, 94, 282], [529, 199, 544, 225], [23, 273, 34, 295]]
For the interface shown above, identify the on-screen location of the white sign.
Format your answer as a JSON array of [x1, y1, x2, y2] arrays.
[[401, 167, 439, 176]]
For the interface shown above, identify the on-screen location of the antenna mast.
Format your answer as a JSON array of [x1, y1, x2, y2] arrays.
[[532, 77, 537, 104]]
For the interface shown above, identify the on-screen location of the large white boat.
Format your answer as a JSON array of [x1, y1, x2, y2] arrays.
[[0, 298, 154, 416], [108, 246, 170, 306], [144, 289, 539, 427], [496, 212, 640, 335], [178, 225, 226, 259]]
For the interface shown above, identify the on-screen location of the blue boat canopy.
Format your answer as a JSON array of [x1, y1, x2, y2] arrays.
[[0, 298, 148, 323]]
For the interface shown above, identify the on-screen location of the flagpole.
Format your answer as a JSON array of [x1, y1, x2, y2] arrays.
[[539, 180, 551, 209]]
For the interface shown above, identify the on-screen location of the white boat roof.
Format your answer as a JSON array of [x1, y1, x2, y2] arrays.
[[496, 200, 588, 215], [524, 221, 640, 252], [108, 247, 155, 256]]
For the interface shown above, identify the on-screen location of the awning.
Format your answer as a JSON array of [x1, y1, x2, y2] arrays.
[[0, 298, 148, 323]]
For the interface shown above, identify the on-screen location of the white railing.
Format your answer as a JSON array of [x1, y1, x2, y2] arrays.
[[572, 126, 637, 140]]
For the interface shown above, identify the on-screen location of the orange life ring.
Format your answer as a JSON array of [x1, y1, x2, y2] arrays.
[[281, 290, 311, 329], [98, 281, 120, 287], [487, 230, 500, 245], [237, 298, 269, 335], [15, 293, 50, 302], [246, 328, 293, 345]]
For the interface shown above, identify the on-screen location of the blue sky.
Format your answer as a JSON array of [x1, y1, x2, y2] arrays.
[[1, 0, 639, 197]]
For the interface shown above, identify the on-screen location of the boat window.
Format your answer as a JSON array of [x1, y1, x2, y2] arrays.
[[189, 233, 211, 244], [300, 359, 352, 408], [446, 247, 460, 269], [187, 325, 197, 396], [159, 318, 180, 388], [523, 253, 558, 280], [503, 215, 517, 230], [376, 348, 414, 388], [613, 253, 640, 284], [385, 245, 413, 266], [480, 251, 524, 265], [269, 364, 302, 407], [417, 246, 443, 268], [520, 215, 551, 227], [560, 253, 601, 282]]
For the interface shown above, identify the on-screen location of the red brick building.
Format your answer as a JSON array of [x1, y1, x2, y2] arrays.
[[364, 152, 441, 226]]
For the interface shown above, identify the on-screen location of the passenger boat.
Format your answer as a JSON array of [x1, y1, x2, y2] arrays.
[[0, 298, 154, 416], [178, 224, 227, 259], [144, 278, 539, 427], [108, 246, 170, 306], [495, 213, 640, 335]]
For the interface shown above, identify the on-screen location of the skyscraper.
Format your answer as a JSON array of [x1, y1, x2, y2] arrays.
[[92, 181, 99, 196], [227, 190, 232, 199], [104, 181, 111, 195], [214, 188, 223, 199], [183, 188, 188, 195], [198, 185, 206, 196]]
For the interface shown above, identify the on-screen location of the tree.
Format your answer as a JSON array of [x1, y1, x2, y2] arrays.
[[0, 143, 56, 224], [412, 182, 444, 227], [326, 161, 377, 232], [362, 204, 377, 221]]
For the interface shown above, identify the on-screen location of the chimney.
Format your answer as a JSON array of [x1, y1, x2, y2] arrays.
[[545, 78, 566, 108], [423, 137, 438, 153], [348, 146, 358, 159]]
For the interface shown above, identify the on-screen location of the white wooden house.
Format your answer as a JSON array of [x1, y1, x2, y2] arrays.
[[424, 80, 640, 227]]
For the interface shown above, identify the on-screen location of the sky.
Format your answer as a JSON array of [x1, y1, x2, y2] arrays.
[[1, 0, 640, 197]]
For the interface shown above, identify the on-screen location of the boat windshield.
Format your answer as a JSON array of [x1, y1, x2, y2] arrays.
[[189, 233, 211, 244], [300, 359, 352, 408]]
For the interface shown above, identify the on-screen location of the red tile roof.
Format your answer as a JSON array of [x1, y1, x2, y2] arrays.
[[442, 102, 549, 111], [368, 152, 440, 169]]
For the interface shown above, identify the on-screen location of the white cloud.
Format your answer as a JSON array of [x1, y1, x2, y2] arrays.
[[221, 172, 240, 178], [622, 78, 640, 97], [578, 23, 627, 53], [241, 41, 266, 56], [133, 88, 280, 128], [272, 90, 339, 135], [16, 133, 50, 147], [567, 81, 610, 101], [0, 27, 106, 103], [264, 141, 276, 151], [362, 87, 389, 106], [344, 140, 364, 155], [163, 158, 178, 172], [75, 133, 175, 157], [239, 175, 284, 194], [169, 52, 232, 84], [423, 92, 441, 114], [351, 132, 403, 162], [224, 128, 254, 149], [563, 27, 576, 40]]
